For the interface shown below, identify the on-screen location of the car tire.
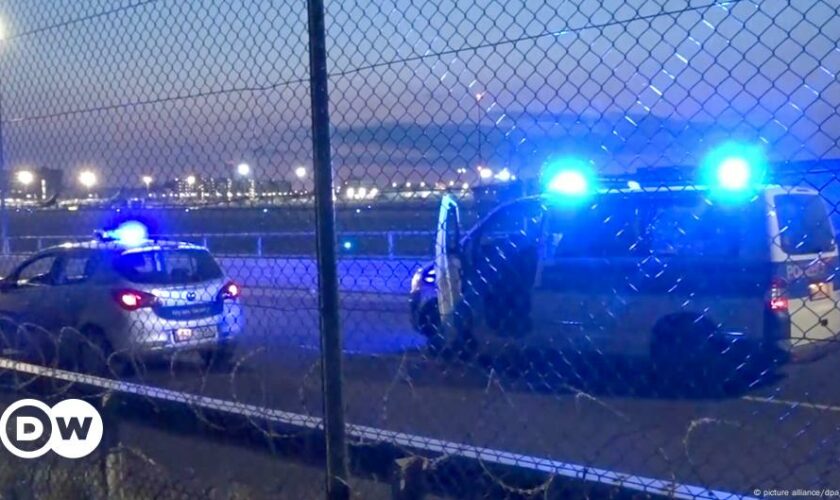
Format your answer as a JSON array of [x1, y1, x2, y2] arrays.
[[200, 344, 237, 370], [422, 301, 477, 362], [78, 326, 132, 378], [650, 316, 728, 395]]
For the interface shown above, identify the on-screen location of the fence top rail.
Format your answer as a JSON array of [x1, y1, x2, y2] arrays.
[[8, 230, 437, 240]]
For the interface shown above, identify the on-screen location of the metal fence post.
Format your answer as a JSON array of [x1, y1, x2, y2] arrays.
[[307, 0, 350, 498], [0, 90, 8, 257]]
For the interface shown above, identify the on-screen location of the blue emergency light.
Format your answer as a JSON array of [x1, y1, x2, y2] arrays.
[[701, 142, 767, 200], [541, 157, 596, 199], [102, 221, 149, 246]]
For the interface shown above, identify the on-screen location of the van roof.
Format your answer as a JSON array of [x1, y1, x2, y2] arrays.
[[596, 184, 818, 196]]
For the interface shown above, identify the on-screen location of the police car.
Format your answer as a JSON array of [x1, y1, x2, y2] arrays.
[[0, 222, 243, 374], [414, 146, 840, 377]]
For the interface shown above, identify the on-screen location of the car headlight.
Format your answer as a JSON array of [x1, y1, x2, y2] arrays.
[[411, 267, 435, 293], [411, 269, 423, 293]]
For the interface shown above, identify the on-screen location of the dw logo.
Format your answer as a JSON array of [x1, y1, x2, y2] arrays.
[[0, 399, 103, 459]]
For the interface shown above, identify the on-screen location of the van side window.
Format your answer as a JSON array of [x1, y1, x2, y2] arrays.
[[549, 199, 642, 258], [647, 202, 740, 257]]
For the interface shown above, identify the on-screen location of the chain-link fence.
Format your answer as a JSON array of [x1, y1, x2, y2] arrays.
[[0, 0, 838, 498]]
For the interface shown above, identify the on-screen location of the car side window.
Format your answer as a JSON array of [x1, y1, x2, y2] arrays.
[[55, 252, 98, 285], [15, 255, 59, 287]]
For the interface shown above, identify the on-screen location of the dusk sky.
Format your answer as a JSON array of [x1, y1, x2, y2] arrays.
[[0, 0, 837, 186]]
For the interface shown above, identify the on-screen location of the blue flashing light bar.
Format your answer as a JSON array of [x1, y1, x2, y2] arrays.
[[104, 221, 149, 247], [541, 157, 596, 199], [700, 142, 767, 200]]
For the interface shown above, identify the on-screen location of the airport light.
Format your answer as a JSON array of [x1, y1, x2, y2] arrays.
[[495, 168, 512, 182], [15, 170, 34, 186], [294, 166, 307, 179], [236, 163, 251, 177], [186, 175, 196, 186], [78, 170, 97, 189], [478, 167, 493, 179], [142, 175, 153, 187]]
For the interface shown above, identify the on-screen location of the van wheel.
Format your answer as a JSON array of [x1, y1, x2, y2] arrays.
[[650, 317, 726, 395]]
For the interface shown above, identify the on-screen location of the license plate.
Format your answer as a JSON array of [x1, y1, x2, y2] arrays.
[[174, 328, 193, 342], [809, 282, 833, 301]]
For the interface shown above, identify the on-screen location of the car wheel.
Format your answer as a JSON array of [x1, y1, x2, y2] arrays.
[[78, 326, 130, 378], [650, 317, 720, 394], [423, 301, 477, 362], [200, 344, 236, 370]]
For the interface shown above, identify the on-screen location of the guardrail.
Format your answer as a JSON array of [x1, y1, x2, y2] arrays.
[[5, 230, 438, 259]]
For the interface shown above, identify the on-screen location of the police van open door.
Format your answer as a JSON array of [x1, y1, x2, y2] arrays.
[[435, 194, 462, 342]]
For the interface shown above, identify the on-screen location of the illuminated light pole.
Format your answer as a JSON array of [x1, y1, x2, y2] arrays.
[[236, 162, 255, 199], [15, 170, 34, 187], [142, 175, 153, 197], [78, 170, 97, 196], [0, 19, 8, 253]]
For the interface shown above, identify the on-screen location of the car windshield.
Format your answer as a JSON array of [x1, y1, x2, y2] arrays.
[[775, 194, 836, 255], [114, 249, 223, 285]]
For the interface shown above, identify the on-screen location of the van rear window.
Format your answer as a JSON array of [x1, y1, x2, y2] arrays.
[[775, 194, 836, 255], [115, 249, 223, 284]]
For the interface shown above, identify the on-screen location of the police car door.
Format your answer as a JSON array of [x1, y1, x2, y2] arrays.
[[0, 253, 61, 357], [434, 195, 463, 341]]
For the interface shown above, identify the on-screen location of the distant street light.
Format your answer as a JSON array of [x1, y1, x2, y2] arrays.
[[142, 175, 153, 187], [15, 170, 34, 186], [294, 166, 307, 179], [236, 163, 251, 177], [186, 175, 196, 186], [495, 168, 512, 182], [78, 170, 97, 189], [478, 167, 493, 179]]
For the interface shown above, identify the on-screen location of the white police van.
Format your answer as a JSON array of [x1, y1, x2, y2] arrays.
[[428, 152, 840, 375]]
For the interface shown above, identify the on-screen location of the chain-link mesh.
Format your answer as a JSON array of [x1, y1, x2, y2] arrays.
[[0, 0, 838, 498]]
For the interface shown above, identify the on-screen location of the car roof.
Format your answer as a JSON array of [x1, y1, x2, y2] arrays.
[[40, 239, 207, 254]]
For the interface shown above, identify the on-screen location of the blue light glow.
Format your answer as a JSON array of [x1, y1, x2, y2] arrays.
[[716, 157, 750, 190], [110, 221, 148, 246], [342, 240, 353, 250], [541, 157, 596, 199], [700, 142, 767, 201]]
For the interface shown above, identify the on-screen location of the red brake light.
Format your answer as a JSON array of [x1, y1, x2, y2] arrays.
[[770, 297, 789, 312], [220, 282, 240, 300], [113, 289, 157, 311], [770, 278, 788, 312]]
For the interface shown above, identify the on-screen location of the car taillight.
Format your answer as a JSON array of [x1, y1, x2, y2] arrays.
[[770, 278, 789, 312], [113, 289, 157, 311], [219, 282, 240, 300]]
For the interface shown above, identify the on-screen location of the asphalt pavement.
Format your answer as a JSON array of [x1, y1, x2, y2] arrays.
[[100, 287, 840, 497]]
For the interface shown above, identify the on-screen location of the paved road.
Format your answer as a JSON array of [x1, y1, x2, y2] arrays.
[[95, 287, 840, 497]]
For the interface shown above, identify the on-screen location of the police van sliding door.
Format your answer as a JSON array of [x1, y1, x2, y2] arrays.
[[533, 197, 646, 357]]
